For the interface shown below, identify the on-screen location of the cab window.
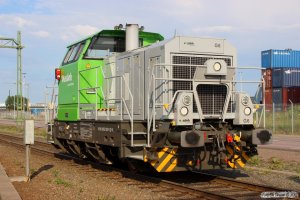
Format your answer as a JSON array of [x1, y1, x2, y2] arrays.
[[84, 36, 125, 59], [62, 42, 85, 65]]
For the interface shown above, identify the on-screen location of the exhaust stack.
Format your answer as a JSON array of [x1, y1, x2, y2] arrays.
[[126, 24, 139, 51]]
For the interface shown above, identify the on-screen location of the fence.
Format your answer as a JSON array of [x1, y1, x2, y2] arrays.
[[255, 103, 300, 135], [1, 103, 299, 135], [0, 110, 45, 121]]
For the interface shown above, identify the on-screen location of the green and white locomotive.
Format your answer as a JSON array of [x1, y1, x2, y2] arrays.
[[49, 24, 272, 172]]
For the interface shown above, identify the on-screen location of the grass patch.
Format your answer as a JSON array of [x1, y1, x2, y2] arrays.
[[0, 124, 19, 134], [256, 104, 300, 135], [0, 124, 47, 138], [51, 169, 71, 187], [247, 155, 262, 166], [247, 155, 300, 174], [52, 169, 59, 177], [268, 157, 285, 170], [54, 178, 71, 187]]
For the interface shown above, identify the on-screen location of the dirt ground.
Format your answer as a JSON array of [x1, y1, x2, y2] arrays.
[[0, 142, 299, 200], [0, 143, 168, 200]]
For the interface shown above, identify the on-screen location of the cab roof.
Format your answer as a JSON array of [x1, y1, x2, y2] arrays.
[[67, 29, 164, 48]]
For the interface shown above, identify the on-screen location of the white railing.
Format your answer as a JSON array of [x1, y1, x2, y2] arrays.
[[146, 63, 267, 142], [78, 66, 136, 146]]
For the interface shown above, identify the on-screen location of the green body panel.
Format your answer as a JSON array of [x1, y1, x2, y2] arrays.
[[57, 61, 79, 121], [78, 59, 105, 108], [57, 104, 78, 121], [57, 29, 164, 121]]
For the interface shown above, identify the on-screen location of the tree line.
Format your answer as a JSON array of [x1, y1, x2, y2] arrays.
[[5, 95, 29, 111]]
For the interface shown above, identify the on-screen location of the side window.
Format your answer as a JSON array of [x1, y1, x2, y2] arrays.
[[74, 43, 85, 61], [67, 44, 80, 62], [62, 42, 85, 65], [63, 46, 75, 64], [84, 36, 125, 59]]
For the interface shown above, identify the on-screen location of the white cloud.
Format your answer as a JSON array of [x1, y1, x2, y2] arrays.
[[277, 23, 300, 31], [30, 31, 50, 38], [160, 0, 203, 19], [0, 15, 34, 28], [240, 23, 300, 33], [11, 16, 34, 28], [70, 25, 99, 37], [193, 26, 234, 33], [61, 33, 71, 41], [59, 24, 99, 41]]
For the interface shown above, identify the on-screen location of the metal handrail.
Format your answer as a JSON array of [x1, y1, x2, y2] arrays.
[[78, 67, 105, 120], [120, 75, 134, 146], [146, 62, 266, 136], [147, 73, 155, 147], [99, 67, 135, 146]]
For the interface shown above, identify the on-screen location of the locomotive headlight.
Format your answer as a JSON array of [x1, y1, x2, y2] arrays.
[[213, 62, 221, 71], [180, 106, 189, 116], [182, 95, 192, 106], [244, 107, 251, 116], [242, 96, 249, 105]]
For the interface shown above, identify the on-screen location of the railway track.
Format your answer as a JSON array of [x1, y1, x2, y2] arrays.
[[157, 172, 289, 200], [0, 132, 296, 200]]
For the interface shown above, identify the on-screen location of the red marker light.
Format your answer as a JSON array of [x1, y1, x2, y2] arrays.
[[55, 68, 61, 81], [226, 132, 233, 143]]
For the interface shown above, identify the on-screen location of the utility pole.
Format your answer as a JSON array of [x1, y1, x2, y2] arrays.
[[0, 31, 24, 125], [17, 31, 23, 124]]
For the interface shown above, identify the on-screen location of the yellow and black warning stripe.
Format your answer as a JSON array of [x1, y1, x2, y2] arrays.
[[97, 108, 116, 111], [226, 144, 250, 169], [144, 147, 178, 172]]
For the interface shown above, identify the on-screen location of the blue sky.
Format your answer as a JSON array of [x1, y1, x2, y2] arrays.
[[1, 0, 300, 103]]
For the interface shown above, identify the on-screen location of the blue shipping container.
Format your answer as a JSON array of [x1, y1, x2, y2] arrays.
[[30, 108, 44, 115], [261, 49, 300, 68], [272, 68, 300, 87]]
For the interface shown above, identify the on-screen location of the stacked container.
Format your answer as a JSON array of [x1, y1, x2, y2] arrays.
[[261, 49, 300, 109], [261, 68, 273, 105]]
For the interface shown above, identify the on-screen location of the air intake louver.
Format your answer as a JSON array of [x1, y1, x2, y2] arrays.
[[173, 56, 196, 92], [172, 55, 231, 92], [197, 84, 227, 115]]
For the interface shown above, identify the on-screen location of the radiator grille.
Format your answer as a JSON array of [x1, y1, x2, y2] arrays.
[[173, 56, 196, 92], [172, 55, 230, 115], [196, 84, 227, 115], [190, 56, 231, 66], [172, 55, 232, 93], [173, 55, 232, 66]]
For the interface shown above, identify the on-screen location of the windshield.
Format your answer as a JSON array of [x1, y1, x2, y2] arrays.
[[62, 42, 85, 65], [84, 36, 125, 59]]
